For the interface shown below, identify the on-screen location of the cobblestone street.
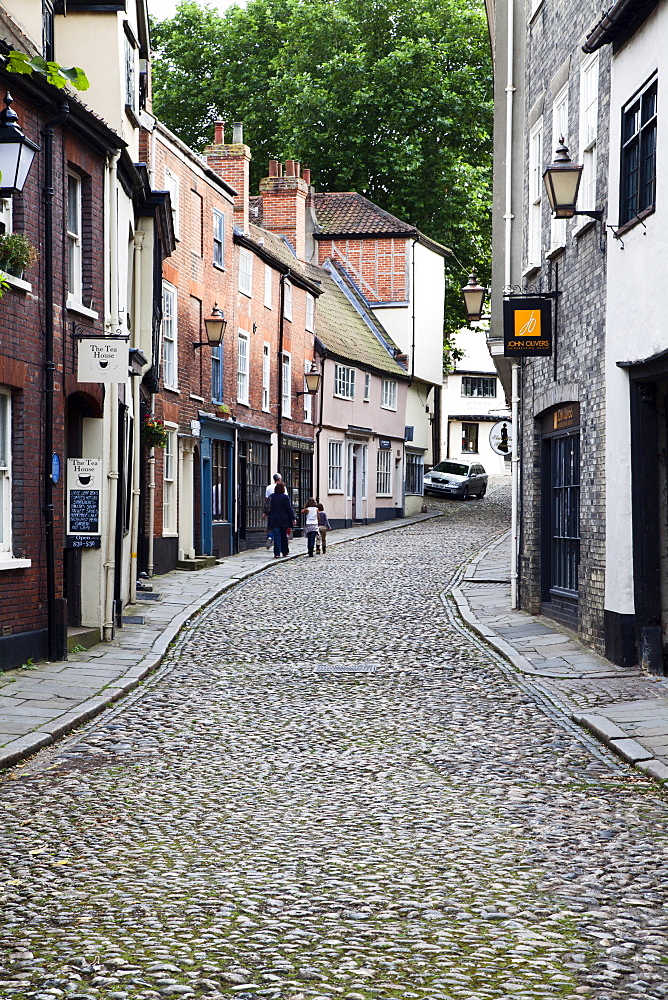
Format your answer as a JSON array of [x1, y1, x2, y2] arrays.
[[2, 484, 668, 1000]]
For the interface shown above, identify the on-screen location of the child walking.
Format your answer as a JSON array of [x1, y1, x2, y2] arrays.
[[301, 497, 320, 557], [316, 502, 332, 554]]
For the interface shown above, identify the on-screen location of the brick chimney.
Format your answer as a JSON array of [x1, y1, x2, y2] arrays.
[[259, 159, 309, 261], [203, 120, 251, 232]]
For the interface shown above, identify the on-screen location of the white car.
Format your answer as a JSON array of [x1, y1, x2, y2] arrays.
[[423, 460, 488, 500]]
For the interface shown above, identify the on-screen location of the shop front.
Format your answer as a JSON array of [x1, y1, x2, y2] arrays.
[[281, 434, 314, 531], [200, 416, 235, 559], [238, 428, 272, 550], [540, 403, 580, 630]]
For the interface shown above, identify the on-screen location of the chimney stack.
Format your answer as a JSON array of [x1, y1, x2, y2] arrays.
[[302, 167, 311, 187], [259, 158, 309, 261], [203, 120, 251, 233]]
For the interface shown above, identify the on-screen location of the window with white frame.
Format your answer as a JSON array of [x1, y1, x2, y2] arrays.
[[0, 197, 13, 237], [125, 33, 136, 112], [579, 53, 599, 216], [0, 389, 11, 554], [381, 378, 397, 410], [163, 425, 177, 535], [364, 372, 370, 401], [262, 343, 270, 411], [164, 167, 180, 239], [282, 352, 292, 418], [213, 209, 224, 267], [211, 345, 223, 403], [528, 118, 543, 266], [462, 376, 497, 397], [306, 293, 315, 331], [239, 248, 252, 295], [328, 440, 343, 492], [376, 448, 392, 496], [237, 331, 249, 404], [283, 279, 292, 320], [303, 359, 313, 423], [67, 173, 82, 301], [264, 264, 272, 308], [162, 281, 177, 388], [551, 85, 569, 249], [334, 363, 355, 399]]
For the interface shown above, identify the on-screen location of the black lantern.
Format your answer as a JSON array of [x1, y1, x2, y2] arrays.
[[542, 137, 583, 219], [0, 93, 40, 196], [296, 361, 322, 396], [462, 271, 486, 322], [194, 303, 227, 348]]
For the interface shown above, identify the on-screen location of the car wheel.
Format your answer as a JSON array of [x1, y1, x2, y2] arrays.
[[478, 484, 487, 498], [461, 485, 469, 501]]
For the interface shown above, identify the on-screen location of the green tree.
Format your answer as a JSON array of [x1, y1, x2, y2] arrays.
[[151, 0, 491, 340]]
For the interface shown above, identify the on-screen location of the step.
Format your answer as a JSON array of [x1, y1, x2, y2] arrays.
[[176, 555, 217, 571], [67, 626, 100, 653]]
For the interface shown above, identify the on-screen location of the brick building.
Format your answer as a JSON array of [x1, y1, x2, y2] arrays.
[[0, 12, 124, 667], [486, 0, 610, 652]]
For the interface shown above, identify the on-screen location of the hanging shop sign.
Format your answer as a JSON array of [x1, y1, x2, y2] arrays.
[[67, 458, 101, 536], [503, 297, 553, 357], [77, 338, 127, 383], [489, 420, 512, 455]]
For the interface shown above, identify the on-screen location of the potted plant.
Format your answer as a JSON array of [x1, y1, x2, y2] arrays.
[[0, 232, 39, 278], [216, 403, 232, 419], [141, 414, 168, 449]]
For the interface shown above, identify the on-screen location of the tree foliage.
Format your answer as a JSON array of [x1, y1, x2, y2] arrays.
[[151, 0, 492, 339]]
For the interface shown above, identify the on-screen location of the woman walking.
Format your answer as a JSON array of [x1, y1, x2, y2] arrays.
[[267, 482, 297, 558], [301, 497, 320, 557]]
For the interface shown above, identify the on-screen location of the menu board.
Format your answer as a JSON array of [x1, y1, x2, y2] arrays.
[[67, 458, 102, 537]]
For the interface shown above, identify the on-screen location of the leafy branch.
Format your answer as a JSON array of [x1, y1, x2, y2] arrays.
[[5, 52, 89, 91]]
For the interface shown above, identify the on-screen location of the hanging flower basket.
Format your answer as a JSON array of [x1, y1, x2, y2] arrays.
[[141, 414, 168, 449]]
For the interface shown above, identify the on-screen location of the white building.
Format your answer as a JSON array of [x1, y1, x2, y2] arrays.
[[442, 327, 511, 476]]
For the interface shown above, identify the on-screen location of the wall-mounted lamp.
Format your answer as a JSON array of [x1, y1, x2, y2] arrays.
[[0, 92, 40, 196], [542, 138, 603, 221], [193, 303, 227, 348], [461, 271, 487, 323], [296, 361, 322, 397]]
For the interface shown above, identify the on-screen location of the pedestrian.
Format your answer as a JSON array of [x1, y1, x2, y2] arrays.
[[264, 473, 282, 549], [267, 482, 296, 558], [301, 497, 320, 557], [315, 502, 332, 554]]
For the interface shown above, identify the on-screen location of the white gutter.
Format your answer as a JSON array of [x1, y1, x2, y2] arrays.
[[103, 151, 121, 641], [129, 230, 145, 603]]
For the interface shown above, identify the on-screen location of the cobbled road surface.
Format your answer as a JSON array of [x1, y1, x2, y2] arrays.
[[2, 483, 668, 1000]]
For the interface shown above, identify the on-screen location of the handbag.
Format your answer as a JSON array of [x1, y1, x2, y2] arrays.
[[263, 495, 272, 517]]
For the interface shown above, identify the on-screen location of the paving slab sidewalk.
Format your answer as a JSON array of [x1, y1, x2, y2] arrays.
[[0, 513, 438, 771], [453, 530, 668, 784]]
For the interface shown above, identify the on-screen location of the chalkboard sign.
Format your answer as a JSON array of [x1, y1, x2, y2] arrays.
[[66, 535, 101, 549], [69, 489, 99, 533]]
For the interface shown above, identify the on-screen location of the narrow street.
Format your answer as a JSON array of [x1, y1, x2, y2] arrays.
[[2, 484, 668, 1000]]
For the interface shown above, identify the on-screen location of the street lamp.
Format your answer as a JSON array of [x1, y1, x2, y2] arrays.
[[542, 138, 603, 220], [296, 361, 322, 396], [194, 303, 227, 348], [0, 93, 40, 196], [462, 271, 486, 323]]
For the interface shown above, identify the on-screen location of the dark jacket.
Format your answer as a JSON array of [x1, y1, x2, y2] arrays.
[[267, 492, 296, 529]]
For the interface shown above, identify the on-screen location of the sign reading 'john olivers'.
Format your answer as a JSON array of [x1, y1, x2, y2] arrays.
[[503, 297, 553, 357]]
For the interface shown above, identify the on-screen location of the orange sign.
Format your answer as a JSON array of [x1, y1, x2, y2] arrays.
[[503, 297, 552, 357], [514, 309, 540, 338]]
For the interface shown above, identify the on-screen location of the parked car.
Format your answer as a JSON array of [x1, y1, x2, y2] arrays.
[[423, 460, 488, 499]]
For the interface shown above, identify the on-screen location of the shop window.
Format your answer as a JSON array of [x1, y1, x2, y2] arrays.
[[462, 422, 479, 453], [212, 439, 230, 522], [406, 453, 424, 495]]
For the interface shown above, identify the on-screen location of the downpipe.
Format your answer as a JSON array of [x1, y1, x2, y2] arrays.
[[103, 151, 121, 640]]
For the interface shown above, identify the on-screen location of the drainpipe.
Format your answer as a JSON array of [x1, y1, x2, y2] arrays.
[[147, 438, 156, 577], [511, 361, 520, 608], [103, 150, 121, 640], [129, 230, 145, 602], [410, 238, 417, 381], [43, 100, 69, 661], [315, 353, 326, 501], [277, 274, 286, 474]]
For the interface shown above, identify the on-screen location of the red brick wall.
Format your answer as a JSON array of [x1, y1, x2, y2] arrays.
[[317, 237, 409, 303], [259, 175, 308, 262]]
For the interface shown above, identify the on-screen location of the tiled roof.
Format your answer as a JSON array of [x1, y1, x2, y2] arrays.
[[249, 196, 263, 225], [313, 192, 416, 237], [314, 267, 408, 378]]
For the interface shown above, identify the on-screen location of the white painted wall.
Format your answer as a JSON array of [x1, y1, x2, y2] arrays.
[[604, 4, 664, 616]]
